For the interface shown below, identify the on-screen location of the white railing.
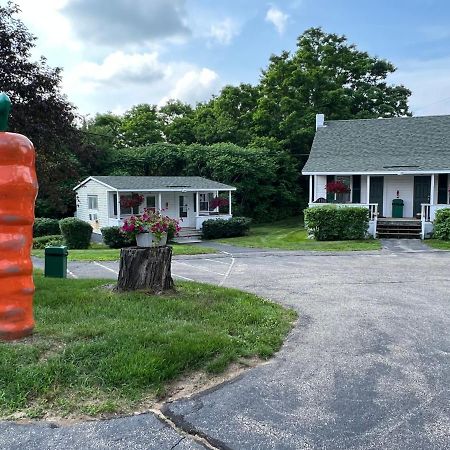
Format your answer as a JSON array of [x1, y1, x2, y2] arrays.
[[307, 203, 378, 238], [420, 203, 450, 223]]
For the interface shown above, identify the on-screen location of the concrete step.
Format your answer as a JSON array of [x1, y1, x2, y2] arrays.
[[172, 237, 203, 244]]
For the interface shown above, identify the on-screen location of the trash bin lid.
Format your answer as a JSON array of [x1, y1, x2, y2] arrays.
[[392, 198, 404, 205], [45, 246, 68, 255]]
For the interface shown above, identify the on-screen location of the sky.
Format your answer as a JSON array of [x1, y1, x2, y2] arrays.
[[8, 0, 450, 117]]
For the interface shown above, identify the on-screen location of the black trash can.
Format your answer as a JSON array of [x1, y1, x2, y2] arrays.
[[392, 198, 404, 218], [44, 246, 68, 278]]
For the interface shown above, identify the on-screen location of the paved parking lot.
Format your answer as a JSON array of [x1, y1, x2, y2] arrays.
[[26, 243, 450, 449]]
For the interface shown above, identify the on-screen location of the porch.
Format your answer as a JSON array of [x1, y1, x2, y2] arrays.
[[106, 189, 233, 230], [307, 173, 450, 239]]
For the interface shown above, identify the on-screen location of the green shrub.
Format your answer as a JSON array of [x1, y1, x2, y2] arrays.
[[101, 226, 134, 248], [202, 217, 251, 239], [433, 208, 450, 240], [304, 206, 369, 241], [33, 235, 65, 249], [59, 218, 93, 249], [33, 218, 60, 237]]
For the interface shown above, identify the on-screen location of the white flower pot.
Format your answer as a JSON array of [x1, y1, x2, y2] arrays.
[[136, 232, 153, 247], [153, 233, 167, 247]]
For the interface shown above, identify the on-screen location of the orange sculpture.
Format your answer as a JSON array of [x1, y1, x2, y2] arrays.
[[0, 93, 38, 340]]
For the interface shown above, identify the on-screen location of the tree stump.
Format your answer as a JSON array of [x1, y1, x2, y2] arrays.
[[116, 246, 174, 294]]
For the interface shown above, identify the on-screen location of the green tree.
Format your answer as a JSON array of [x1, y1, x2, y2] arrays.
[[0, 2, 101, 216], [120, 104, 163, 147], [82, 112, 123, 152], [253, 27, 411, 154], [159, 100, 195, 144]]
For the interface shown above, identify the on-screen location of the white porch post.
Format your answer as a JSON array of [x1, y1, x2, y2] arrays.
[[430, 174, 435, 205], [228, 190, 232, 215], [366, 175, 371, 204], [158, 192, 162, 211], [116, 190, 121, 221], [309, 176, 313, 203], [196, 191, 200, 216]]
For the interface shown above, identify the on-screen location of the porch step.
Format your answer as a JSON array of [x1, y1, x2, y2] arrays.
[[173, 227, 203, 243], [376, 219, 421, 239]]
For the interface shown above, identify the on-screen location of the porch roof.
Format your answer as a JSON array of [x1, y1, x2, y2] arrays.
[[303, 115, 450, 174], [76, 176, 236, 192]]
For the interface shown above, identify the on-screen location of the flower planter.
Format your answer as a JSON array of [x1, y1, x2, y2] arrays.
[[136, 232, 153, 247], [152, 233, 167, 247]]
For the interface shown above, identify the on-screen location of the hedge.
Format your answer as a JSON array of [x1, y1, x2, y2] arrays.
[[101, 226, 134, 249], [59, 218, 93, 249], [304, 206, 369, 241], [33, 218, 60, 237], [202, 217, 251, 239], [433, 208, 450, 240], [32, 235, 65, 249]]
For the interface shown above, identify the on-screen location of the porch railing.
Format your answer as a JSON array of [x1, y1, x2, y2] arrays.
[[421, 203, 450, 223]]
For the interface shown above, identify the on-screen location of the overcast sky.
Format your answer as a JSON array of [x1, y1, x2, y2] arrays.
[[9, 0, 450, 117]]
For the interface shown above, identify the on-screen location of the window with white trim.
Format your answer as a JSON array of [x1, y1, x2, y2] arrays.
[[88, 195, 98, 210]]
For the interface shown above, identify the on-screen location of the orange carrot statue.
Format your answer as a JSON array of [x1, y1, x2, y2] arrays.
[[0, 93, 38, 340]]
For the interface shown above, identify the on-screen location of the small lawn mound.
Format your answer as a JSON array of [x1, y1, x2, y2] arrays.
[[0, 273, 296, 419]]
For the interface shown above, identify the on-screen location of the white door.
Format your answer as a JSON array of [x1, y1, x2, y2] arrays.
[[178, 194, 195, 227]]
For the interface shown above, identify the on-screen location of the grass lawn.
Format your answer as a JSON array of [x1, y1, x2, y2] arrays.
[[425, 239, 450, 250], [215, 217, 381, 251], [32, 242, 217, 261], [0, 273, 295, 419]]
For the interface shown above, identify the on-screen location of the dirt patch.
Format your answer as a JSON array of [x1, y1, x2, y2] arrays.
[[5, 357, 266, 426]]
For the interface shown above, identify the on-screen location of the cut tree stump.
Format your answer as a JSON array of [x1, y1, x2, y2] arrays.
[[116, 246, 174, 294]]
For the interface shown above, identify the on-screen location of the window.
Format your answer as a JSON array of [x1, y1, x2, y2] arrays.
[[88, 195, 98, 210], [199, 193, 214, 211], [113, 193, 117, 216], [120, 194, 140, 215], [146, 195, 156, 212]]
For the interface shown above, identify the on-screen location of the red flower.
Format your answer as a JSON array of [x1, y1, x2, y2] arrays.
[[326, 181, 350, 194]]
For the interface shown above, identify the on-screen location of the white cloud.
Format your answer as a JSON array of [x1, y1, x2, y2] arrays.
[[208, 18, 240, 45], [390, 58, 450, 116], [159, 68, 222, 106], [65, 51, 169, 93], [265, 6, 289, 35]]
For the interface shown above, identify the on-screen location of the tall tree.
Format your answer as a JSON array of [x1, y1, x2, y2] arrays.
[[253, 27, 411, 154], [158, 100, 195, 145], [119, 104, 163, 147], [0, 2, 100, 216]]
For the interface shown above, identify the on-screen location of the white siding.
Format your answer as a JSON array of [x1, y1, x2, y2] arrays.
[[361, 175, 368, 203], [313, 175, 327, 200], [383, 175, 414, 217], [75, 180, 110, 233]]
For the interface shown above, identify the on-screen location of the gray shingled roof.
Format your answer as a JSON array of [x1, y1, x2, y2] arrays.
[[302, 115, 450, 174], [91, 176, 236, 191]]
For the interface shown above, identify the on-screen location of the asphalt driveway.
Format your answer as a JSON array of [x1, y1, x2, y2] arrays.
[[8, 244, 450, 449]]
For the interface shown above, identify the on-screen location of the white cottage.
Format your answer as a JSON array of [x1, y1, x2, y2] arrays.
[[73, 176, 236, 234], [303, 114, 450, 238]]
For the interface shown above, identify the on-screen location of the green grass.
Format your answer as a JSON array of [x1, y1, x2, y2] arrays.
[[0, 273, 295, 418], [215, 217, 381, 251], [425, 239, 450, 250], [32, 242, 217, 261]]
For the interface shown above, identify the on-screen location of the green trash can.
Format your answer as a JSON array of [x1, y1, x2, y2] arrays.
[[44, 246, 68, 278], [392, 198, 404, 218]]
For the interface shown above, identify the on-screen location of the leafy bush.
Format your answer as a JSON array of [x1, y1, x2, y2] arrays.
[[433, 208, 450, 240], [33, 235, 65, 249], [33, 218, 60, 237], [101, 226, 134, 249], [59, 218, 92, 249], [304, 206, 369, 241], [202, 217, 251, 239]]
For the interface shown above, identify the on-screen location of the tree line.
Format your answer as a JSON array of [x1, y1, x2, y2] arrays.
[[1, 2, 411, 219]]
